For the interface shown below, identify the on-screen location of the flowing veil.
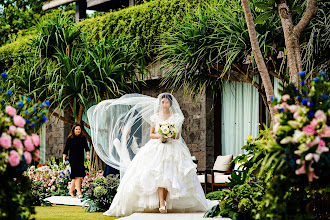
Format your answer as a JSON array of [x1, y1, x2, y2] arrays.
[[87, 93, 189, 177]]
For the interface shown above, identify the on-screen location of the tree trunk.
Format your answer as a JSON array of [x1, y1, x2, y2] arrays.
[[278, 0, 317, 87], [241, 0, 276, 120]]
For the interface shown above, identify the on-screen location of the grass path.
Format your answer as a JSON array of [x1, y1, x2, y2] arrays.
[[32, 205, 119, 220]]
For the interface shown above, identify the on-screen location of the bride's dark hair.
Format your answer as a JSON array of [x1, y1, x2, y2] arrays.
[[161, 93, 173, 106]]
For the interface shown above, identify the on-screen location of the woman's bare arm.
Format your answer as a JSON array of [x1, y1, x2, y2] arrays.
[[150, 126, 162, 139]]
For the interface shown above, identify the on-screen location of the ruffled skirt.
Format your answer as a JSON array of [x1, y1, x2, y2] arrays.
[[103, 138, 208, 217]]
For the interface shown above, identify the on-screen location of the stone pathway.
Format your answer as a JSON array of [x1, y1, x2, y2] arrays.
[[44, 196, 231, 219]]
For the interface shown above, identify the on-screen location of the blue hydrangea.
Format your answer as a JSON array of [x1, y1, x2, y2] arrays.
[[33, 107, 37, 112], [308, 102, 314, 107], [320, 70, 325, 76], [313, 77, 319, 82], [40, 103, 44, 107], [298, 71, 305, 76], [42, 116, 47, 123], [1, 72, 8, 78], [26, 119, 30, 123], [279, 108, 285, 112], [297, 96, 302, 101], [1, 99, 4, 103], [301, 81, 305, 86], [45, 100, 50, 106], [6, 90, 12, 96], [270, 96, 274, 101], [34, 116, 38, 120], [26, 97, 31, 102], [18, 100, 24, 107], [0, 88, 3, 91], [309, 112, 315, 117], [302, 99, 308, 105], [31, 123, 36, 127]]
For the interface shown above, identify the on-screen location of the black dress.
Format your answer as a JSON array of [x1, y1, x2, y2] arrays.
[[63, 135, 89, 179]]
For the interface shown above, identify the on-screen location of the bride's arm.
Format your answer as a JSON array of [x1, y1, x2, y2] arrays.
[[150, 126, 162, 139]]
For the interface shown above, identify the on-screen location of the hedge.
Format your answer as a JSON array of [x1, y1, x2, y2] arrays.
[[0, 0, 201, 59]]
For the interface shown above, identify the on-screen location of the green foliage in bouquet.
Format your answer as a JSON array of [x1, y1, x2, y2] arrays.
[[82, 174, 120, 212]]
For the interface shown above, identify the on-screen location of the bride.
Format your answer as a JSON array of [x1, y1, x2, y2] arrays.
[[87, 93, 208, 217]]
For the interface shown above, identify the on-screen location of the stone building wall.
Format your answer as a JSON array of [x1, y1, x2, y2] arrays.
[[45, 114, 71, 161]]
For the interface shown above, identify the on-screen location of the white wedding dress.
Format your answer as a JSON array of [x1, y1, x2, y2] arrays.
[[103, 113, 208, 217]]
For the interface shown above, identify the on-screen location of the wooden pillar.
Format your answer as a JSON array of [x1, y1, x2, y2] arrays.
[[129, 0, 134, 6], [75, 0, 87, 23]]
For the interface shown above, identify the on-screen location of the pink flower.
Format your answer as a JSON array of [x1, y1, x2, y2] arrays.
[[316, 138, 329, 154], [24, 138, 35, 152], [7, 125, 16, 135], [33, 149, 40, 160], [5, 106, 16, 116], [295, 160, 306, 175], [320, 125, 330, 138], [0, 133, 11, 149], [302, 125, 316, 135], [287, 105, 298, 113], [306, 136, 320, 148], [23, 151, 32, 164], [307, 161, 319, 182], [8, 150, 20, 167], [13, 115, 26, 127], [0, 138, 11, 149], [31, 134, 40, 146], [13, 138, 23, 149], [310, 119, 318, 128], [282, 94, 290, 102], [314, 110, 327, 122]]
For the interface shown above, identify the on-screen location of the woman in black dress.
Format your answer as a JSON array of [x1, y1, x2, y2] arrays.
[[63, 124, 90, 198]]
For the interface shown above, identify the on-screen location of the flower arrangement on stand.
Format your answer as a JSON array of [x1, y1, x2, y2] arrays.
[[256, 71, 330, 219], [0, 72, 49, 219]]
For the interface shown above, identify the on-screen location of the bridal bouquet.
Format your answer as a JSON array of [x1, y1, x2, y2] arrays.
[[157, 122, 177, 143]]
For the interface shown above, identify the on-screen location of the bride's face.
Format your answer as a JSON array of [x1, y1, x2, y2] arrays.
[[161, 98, 171, 111]]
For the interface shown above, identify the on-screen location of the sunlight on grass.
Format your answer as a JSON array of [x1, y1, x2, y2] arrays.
[[33, 205, 119, 220]]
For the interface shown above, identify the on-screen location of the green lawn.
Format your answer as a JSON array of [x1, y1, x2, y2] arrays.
[[32, 205, 119, 220]]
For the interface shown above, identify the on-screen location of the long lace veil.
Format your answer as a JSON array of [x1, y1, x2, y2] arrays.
[[87, 93, 188, 177]]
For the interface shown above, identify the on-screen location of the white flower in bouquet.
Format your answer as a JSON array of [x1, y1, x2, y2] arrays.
[[157, 122, 177, 143]]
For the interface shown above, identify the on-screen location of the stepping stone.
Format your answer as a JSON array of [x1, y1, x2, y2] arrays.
[[44, 196, 87, 206]]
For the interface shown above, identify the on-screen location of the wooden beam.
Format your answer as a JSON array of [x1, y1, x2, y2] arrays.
[[42, 0, 76, 11], [87, 0, 111, 8], [75, 0, 87, 23]]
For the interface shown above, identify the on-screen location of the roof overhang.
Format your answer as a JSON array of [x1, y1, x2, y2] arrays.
[[42, 0, 77, 11]]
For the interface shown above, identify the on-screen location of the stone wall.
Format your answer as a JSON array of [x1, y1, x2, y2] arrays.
[[45, 114, 71, 161]]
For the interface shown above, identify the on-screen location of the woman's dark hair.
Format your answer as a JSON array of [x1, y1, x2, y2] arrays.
[[68, 124, 83, 138], [161, 93, 173, 106]]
